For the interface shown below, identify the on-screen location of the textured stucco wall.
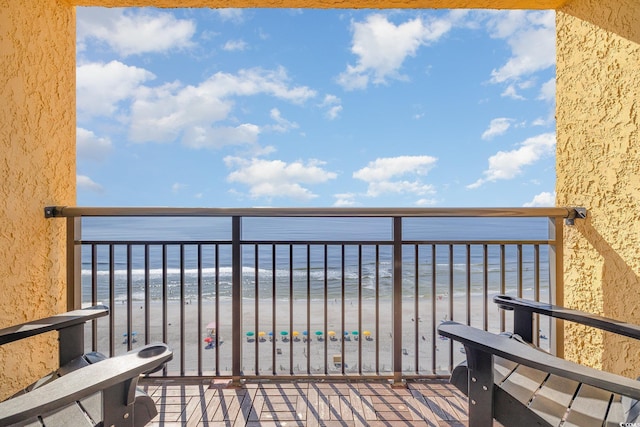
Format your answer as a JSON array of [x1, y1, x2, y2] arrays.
[[557, 0, 640, 374], [0, 0, 637, 400], [0, 0, 75, 399], [71, 0, 569, 8]]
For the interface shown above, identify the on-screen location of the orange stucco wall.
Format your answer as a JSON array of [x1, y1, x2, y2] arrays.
[[72, 0, 569, 8], [1, 0, 639, 399], [0, 0, 75, 399], [556, 0, 640, 374]]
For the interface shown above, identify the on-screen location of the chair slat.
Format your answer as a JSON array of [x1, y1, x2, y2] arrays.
[[528, 374, 580, 426], [40, 403, 94, 427], [500, 364, 549, 404], [563, 384, 614, 427], [494, 357, 518, 384]]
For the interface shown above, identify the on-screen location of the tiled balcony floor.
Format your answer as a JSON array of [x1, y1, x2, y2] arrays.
[[141, 378, 480, 426]]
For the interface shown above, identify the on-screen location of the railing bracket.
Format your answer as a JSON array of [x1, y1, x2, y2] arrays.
[[565, 207, 587, 226], [44, 206, 60, 218]]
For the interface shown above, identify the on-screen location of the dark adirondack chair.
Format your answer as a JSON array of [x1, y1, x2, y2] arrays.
[[438, 295, 640, 427], [0, 306, 172, 427]]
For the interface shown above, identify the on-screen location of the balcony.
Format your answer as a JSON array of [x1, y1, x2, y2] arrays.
[[44, 206, 575, 425], [143, 378, 473, 425]]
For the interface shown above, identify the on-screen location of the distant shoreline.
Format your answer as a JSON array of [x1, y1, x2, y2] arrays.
[[92, 291, 551, 375]]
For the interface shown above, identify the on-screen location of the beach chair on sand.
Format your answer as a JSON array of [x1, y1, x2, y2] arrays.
[[438, 295, 640, 427], [0, 305, 173, 427]]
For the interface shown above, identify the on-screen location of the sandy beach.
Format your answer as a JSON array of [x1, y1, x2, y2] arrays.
[[90, 293, 550, 376]]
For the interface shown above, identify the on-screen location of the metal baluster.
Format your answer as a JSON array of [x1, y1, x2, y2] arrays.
[[255, 244, 260, 376], [483, 244, 488, 332], [431, 244, 436, 375], [414, 244, 419, 374], [197, 244, 203, 376], [109, 244, 115, 358], [500, 244, 506, 332]]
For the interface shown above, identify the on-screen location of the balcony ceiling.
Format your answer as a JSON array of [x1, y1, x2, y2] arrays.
[[69, 0, 572, 10]]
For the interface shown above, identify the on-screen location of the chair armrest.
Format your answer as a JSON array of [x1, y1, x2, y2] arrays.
[[0, 343, 172, 426], [438, 321, 640, 401], [0, 305, 109, 345], [494, 295, 640, 341]]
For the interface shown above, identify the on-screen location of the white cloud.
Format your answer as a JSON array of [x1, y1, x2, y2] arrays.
[[365, 180, 436, 197], [224, 157, 337, 201], [320, 95, 343, 120], [223, 39, 248, 51], [129, 67, 316, 147], [183, 124, 261, 149], [485, 10, 555, 83], [501, 84, 526, 100], [172, 183, 187, 193], [338, 12, 462, 90], [333, 193, 357, 207], [354, 155, 437, 181], [215, 9, 245, 23], [267, 109, 298, 133], [481, 118, 513, 140], [77, 61, 155, 117], [77, 8, 196, 57], [538, 78, 556, 102], [467, 132, 556, 189], [77, 175, 104, 193], [416, 198, 438, 206], [77, 127, 112, 161], [523, 191, 556, 207], [353, 155, 437, 197]]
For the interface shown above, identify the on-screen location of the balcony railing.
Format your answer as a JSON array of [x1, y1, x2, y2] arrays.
[[45, 206, 577, 384]]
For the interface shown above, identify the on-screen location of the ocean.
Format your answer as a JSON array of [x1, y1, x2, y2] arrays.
[[79, 216, 554, 305]]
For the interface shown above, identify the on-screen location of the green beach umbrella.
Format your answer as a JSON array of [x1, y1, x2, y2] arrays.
[[315, 331, 323, 336], [280, 331, 288, 336], [246, 331, 254, 337]]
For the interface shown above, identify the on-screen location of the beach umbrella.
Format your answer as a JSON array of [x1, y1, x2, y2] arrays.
[[280, 331, 288, 336], [315, 331, 323, 336], [363, 330, 371, 336], [258, 331, 266, 337], [268, 331, 273, 336], [344, 331, 349, 336], [328, 331, 335, 336], [302, 331, 308, 336], [352, 331, 359, 336], [246, 331, 254, 337], [292, 331, 299, 337]]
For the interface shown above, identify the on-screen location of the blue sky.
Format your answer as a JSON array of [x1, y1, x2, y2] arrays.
[[76, 8, 556, 208]]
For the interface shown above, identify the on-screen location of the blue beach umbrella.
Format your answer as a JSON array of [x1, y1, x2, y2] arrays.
[[302, 331, 308, 336]]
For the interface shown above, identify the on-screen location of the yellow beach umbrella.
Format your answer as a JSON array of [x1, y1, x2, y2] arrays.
[[258, 331, 266, 337], [292, 331, 299, 336], [328, 331, 336, 336], [363, 330, 371, 336]]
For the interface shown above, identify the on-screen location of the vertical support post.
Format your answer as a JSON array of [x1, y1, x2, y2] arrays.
[[513, 310, 534, 343], [231, 216, 243, 387], [392, 217, 404, 386], [466, 347, 494, 427], [67, 216, 82, 311], [59, 323, 84, 366], [549, 217, 564, 358]]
